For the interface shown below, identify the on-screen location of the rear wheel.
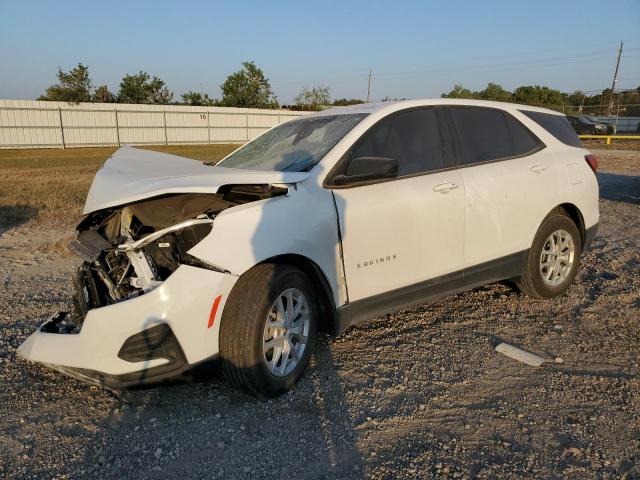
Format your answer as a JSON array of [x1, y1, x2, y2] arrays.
[[516, 213, 582, 298], [219, 263, 317, 397]]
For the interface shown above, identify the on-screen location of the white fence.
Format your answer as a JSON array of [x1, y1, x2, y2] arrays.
[[0, 99, 308, 149]]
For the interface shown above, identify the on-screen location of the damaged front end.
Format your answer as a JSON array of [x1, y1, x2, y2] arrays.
[[67, 186, 285, 327], [18, 184, 287, 387], [70, 194, 219, 323]]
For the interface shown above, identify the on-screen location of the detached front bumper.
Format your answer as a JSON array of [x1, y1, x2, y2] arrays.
[[17, 265, 237, 388]]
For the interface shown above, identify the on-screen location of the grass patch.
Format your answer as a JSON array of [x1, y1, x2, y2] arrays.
[[0, 144, 239, 228]]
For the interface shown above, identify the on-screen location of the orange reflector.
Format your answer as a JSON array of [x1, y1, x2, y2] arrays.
[[207, 295, 222, 328]]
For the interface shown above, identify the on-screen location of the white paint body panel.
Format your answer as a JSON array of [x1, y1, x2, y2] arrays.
[[18, 266, 238, 375], [188, 181, 345, 307], [555, 145, 600, 230], [83, 145, 310, 214], [19, 98, 600, 384], [333, 170, 465, 301], [460, 147, 559, 267]]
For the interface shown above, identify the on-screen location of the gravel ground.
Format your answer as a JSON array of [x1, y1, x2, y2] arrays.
[[1, 149, 639, 479]]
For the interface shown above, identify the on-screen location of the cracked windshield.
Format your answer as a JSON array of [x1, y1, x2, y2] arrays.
[[218, 113, 367, 172]]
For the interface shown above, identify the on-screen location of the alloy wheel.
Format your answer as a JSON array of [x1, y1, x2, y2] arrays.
[[263, 288, 310, 377], [539, 229, 576, 287]]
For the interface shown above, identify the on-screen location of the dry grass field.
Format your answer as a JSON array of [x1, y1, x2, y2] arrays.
[[0, 144, 239, 228]]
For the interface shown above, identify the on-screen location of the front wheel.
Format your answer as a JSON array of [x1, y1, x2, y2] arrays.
[[516, 213, 582, 299], [219, 264, 317, 397]]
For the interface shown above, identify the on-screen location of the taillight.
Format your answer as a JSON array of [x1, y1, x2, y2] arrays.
[[585, 154, 598, 173]]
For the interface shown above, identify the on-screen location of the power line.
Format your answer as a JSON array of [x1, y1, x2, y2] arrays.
[[373, 51, 627, 78], [373, 54, 640, 81], [273, 50, 640, 88]]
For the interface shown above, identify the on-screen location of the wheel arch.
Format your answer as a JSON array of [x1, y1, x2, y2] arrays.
[[556, 203, 586, 245], [259, 254, 338, 335]]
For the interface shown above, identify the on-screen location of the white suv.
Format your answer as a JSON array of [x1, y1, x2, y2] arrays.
[[18, 99, 599, 397]]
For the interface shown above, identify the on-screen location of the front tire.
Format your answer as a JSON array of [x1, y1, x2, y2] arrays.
[[516, 213, 582, 299], [219, 263, 317, 397]]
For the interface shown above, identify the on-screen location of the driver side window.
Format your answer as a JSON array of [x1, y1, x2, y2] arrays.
[[350, 108, 445, 176]]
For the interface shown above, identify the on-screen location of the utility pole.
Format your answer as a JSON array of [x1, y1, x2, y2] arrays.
[[366, 69, 372, 103], [607, 42, 623, 115]]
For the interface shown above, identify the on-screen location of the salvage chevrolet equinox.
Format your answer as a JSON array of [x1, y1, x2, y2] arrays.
[[18, 99, 599, 397]]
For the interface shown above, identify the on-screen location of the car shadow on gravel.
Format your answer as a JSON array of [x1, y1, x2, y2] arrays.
[[597, 172, 640, 205], [73, 340, 364, 479], [0, 205, 38, 235]]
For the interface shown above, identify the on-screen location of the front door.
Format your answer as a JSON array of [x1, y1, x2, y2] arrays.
[[330, 108, 466, 302]]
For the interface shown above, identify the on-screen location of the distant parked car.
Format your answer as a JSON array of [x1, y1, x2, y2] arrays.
[[18, 99, 600, 397], [584, 116, 615, 134], [566, 115, 610, 135]]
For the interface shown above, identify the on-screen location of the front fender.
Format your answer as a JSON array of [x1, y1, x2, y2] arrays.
[[187, 186, 345, 306]]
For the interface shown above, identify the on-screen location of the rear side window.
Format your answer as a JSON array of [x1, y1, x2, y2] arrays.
[[520, 110, 583, 148], [448, 107, 541, 166], [507, 114, 541, 154], [351, 108, 445, 175]]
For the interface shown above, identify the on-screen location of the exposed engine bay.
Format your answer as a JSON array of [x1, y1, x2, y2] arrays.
[[69, 185, 286, 324]]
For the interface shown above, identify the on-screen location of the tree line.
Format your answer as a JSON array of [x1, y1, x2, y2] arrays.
[[441, 82, 640, 116], [37, 62, 639, 115], [37, 62, 365, 110], [38, 62, 278, 108]]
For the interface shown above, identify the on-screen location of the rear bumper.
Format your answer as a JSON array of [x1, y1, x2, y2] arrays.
[[584, 222, 599, 251], [17, 265, 237, 388]]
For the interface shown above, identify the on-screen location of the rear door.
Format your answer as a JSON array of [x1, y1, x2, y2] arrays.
[[443, 106, 559, 270], [330, 107, 466, 301]]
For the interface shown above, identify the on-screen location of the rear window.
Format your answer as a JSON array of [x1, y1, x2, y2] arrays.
[[520, 110, 583, 148], [448, 107, 541, 166]]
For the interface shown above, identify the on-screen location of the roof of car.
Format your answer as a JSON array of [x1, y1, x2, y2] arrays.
[[307, 98, 564, 118]]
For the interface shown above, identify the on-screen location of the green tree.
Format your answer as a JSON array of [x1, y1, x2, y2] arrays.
[[93, 85, 116, 103], [181, 91, 216, 106], [332, 98, 365, 106], [294, 86, 331, 110], [477, 82, 512, 102], [38, 63, 93, 102], [564, 90, 586, 114], [441, 84, 475, 99], [117, 71, 173, 104], [512, 85, 564, 110], [609, 86, 640, 117], [220, 61, 278, 109]]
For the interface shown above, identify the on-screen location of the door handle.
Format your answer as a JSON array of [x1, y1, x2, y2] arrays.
[[432, 182, 459, 193], [530, 164, 548, 174]]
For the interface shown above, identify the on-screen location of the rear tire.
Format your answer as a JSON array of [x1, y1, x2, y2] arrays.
[[219, 263, 317, 397], [516, 213, 582, 299]]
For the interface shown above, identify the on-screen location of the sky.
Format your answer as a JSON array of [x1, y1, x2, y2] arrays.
[[1, 0, 639, 104]]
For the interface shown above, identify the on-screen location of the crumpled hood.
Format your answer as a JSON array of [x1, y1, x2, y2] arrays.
[[83, 145, 310, 214]]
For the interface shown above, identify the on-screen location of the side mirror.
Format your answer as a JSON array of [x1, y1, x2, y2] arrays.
[[332, 156, 398, 185]]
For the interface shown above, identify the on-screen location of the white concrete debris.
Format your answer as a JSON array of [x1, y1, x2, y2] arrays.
[[495, 343, 549, 367]]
